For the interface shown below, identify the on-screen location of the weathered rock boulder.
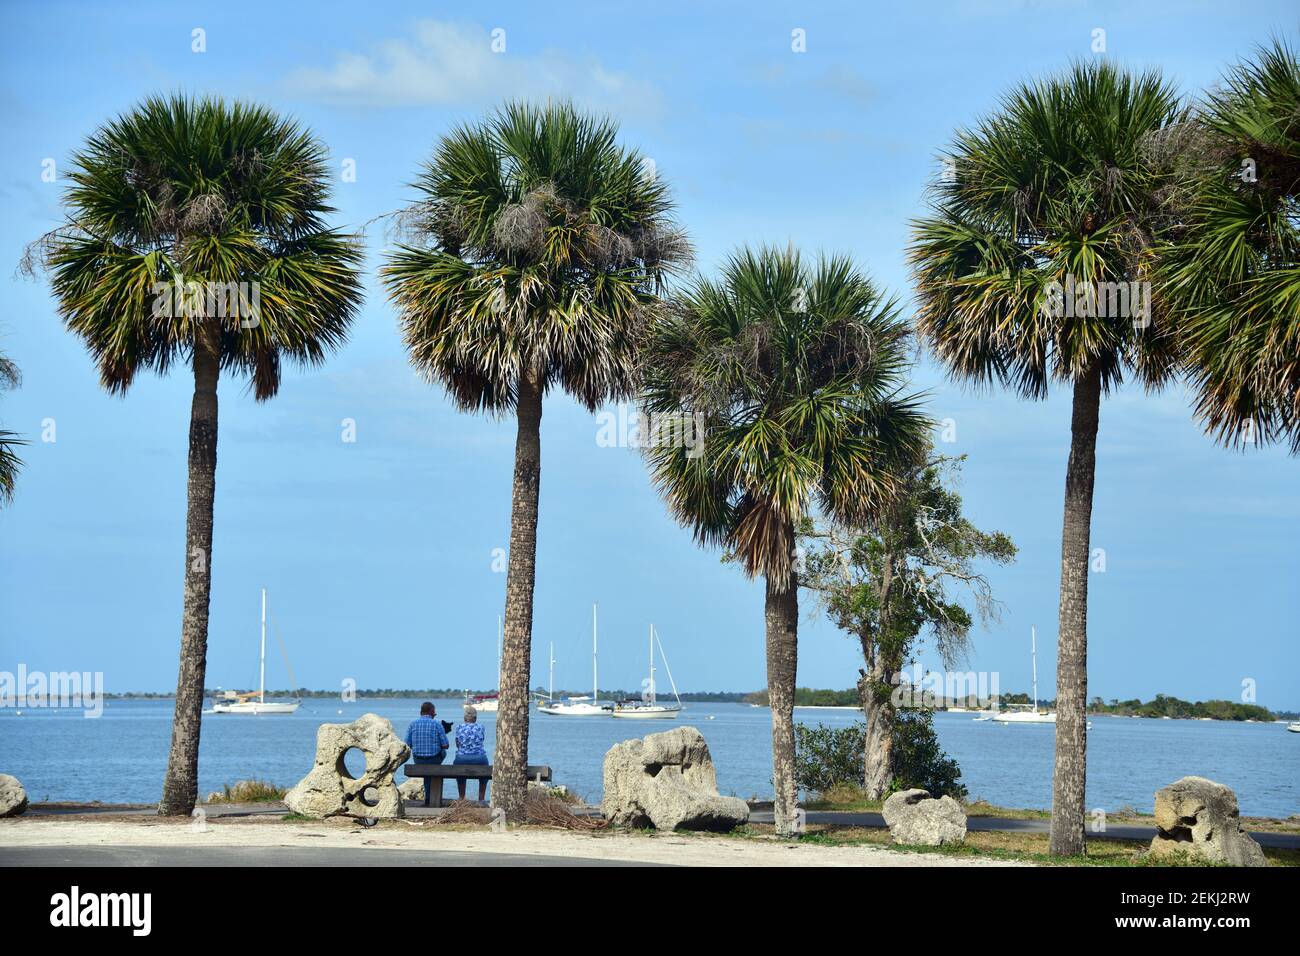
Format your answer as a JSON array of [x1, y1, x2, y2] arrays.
[[285, 714, 410, 819], [0, 774, 28, 817], [602, 726, 748, 831], [1148, 776, 1266, 867], [398, 777, 426, 801], [882, 788, 966, 845]]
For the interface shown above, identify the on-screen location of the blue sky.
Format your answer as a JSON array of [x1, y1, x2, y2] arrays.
[[0, 1, 1296, 708]]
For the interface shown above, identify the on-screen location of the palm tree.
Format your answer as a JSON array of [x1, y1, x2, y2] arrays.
[[1161, 40, 1300, 451], [39, 95, 364, 815], [641, 246, 929, 837], [0, 351, 23, 504], [382, 102, 688, 820], [909, 62, 1183, 855]]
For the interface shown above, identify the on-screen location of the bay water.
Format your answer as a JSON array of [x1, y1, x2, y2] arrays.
[[1, 699, 1295, 818]]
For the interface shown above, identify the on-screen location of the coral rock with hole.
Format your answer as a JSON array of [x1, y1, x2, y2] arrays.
[[285, 714, 410, 820], [1148, 776, 1266, 866]]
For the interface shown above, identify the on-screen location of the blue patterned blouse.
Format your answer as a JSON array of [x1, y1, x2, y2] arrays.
[[455, 722, 486, 757]]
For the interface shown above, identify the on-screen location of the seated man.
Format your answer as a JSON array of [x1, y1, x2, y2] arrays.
[[404, 701, 449, 804], [452, 705, 490, 804]]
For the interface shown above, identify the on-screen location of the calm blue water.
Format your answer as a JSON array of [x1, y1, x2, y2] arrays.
[[1, 699, 1296, 817]]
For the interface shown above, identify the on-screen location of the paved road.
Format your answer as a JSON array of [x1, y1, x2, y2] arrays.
[[24, 803, 1300, 850], [747, 810, 1300, 849], [0, 845, 659, 867]]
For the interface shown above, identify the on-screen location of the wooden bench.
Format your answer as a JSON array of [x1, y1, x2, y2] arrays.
[[404, 763, 553, 808]]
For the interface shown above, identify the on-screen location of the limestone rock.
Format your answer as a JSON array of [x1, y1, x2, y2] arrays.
[[1148, 776, 1265, 867], [0, 774, 28, 817], [285, 714, 410, 819], [882, 788, 967, 845], [602, 726, 748, 831], [398, 777, 426, 801]]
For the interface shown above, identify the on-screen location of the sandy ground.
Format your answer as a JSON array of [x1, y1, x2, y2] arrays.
[[0, 815, 1030, 867]]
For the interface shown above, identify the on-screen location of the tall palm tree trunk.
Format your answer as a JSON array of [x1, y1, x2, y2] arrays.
[[1049, 363, 1101, 855], [860, 658, 894, 800], [493, 371, 543, 821], [159, 329, 220, 816], [765, 568, 800, 837]]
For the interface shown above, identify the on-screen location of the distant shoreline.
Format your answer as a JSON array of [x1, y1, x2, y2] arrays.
[[65, 686, 1294, 717], [58, 694, 1298, 722]]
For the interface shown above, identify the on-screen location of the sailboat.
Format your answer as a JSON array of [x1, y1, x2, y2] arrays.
[[465, 616, 502, 713], [533, 641, 557, 707], [613, 624, 682, 719], [538, 604, 611, 716], [209, 589, 300, 715], [992, 626, 1056, 724]]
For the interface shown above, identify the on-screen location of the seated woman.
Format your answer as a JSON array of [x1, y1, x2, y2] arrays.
[[453, 705, 490, 803]]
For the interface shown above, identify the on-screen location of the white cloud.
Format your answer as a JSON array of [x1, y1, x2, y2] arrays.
[[283, 20, 661, 115]]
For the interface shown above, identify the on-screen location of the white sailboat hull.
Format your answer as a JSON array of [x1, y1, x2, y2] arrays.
[[470, 699, 498, 712], [991, 710, 1056, 724], [537, 701, 608, 717], [611, 705, 681, 719], [210, 701, 300, 715]]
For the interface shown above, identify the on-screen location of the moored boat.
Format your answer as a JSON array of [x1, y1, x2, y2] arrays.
[[538, 604, 610, 716], [208, 589, 300, 715], [990, 626, 1056, 724], [612, 624, 682, 719]]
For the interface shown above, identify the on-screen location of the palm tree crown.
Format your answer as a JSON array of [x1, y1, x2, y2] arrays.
[[383, 100, 689, 413], [42, 94, 363, 397], [1162, 40, 1300, 450], [642, 246, 930, 586], [909, 61, 1185, 857], [910, 61, 1184, 396]]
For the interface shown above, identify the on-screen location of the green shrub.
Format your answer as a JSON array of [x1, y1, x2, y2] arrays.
[[892, 709, 967, 799], [793, 710, 967, 800], [793, 722, 865, 794]]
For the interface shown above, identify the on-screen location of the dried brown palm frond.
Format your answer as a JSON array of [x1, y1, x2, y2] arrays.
[[522, 790, 607, 830]]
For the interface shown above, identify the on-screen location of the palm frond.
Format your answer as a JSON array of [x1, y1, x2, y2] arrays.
[[642, 245, 929, 586], [911, 60, 1184, 398], [41, 94, 363, 398], [382, 101, 689, 415]]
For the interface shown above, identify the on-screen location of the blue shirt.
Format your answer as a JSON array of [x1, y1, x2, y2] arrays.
[[455, 722, 486, 757], [405, 714, 448, 758]]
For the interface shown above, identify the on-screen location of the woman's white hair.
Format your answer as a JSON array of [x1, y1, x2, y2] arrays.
[[463, 705, 478, 722]]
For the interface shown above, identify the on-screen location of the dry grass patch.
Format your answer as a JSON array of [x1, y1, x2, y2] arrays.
[[205, 779, 287, 804]]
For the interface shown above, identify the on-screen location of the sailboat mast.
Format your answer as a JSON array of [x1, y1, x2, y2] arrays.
[[592, 603, 598, 703], [259, 588, 267, 704], [549, 641, 555, 701], [1031, 625, 1039, 713], [654, 626, 682, 706], [648, 623, 656, 705]]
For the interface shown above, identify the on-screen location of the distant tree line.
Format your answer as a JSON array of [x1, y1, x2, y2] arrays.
[[1087, 694, 1275, 721], [98, 686, 1287, 721]]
